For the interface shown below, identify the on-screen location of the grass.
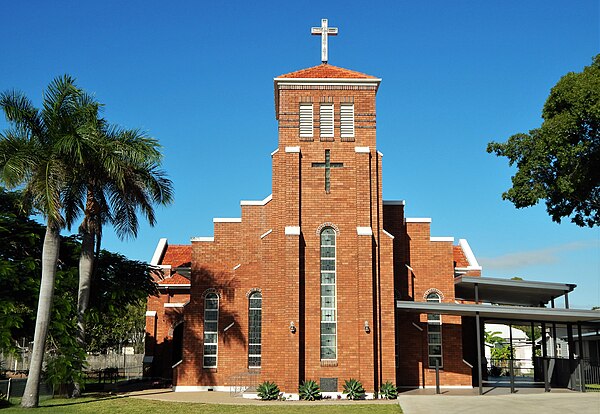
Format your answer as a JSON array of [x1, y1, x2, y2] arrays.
[[2, 395, 402, 413]]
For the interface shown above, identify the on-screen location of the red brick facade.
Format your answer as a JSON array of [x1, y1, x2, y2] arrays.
[[145, 63, 482, 393]]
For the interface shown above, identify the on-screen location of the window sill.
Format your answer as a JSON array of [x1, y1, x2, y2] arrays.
[[320, 360, 338, 367]]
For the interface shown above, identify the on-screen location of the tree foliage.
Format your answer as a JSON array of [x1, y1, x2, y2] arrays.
[[487, 55, 600, 227]]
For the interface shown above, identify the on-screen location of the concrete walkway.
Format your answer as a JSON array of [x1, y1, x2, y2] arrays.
[[127, 387, 600, 413], [397, 389, 600, 414]]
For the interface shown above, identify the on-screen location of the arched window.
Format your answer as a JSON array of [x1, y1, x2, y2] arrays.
[[248, 291, 262, 368], [203, 292, 219, 368], [320, 227, 337, 360], [426, 292, 442, 368]]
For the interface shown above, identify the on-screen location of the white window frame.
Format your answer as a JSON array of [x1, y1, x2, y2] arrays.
[[427, 292, 443, 368], [320, 103, 334, 138], [203, 293, 219, 368], [299, 103, 314, 138], [248, 291, 262, 368], [320, 227, 337, 360], [340, 103, 355, 138]]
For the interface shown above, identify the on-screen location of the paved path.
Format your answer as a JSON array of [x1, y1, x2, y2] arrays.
[[128, 388, 600, 413], [398, 391, 600, 414]]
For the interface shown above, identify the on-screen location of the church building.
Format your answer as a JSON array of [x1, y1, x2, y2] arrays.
[[144, 19, 483, 395]]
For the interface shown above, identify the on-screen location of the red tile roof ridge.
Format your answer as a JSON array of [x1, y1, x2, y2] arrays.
[[276, 63, 378, 79]]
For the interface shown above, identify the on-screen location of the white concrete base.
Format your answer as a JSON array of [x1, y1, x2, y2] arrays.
[[173, 385, 231, 392]]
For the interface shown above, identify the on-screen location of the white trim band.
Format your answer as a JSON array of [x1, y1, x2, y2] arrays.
[[431, 237, 455, 242], [355, 146, 370, 153], [191, 236, 214, 242], [285, 146, 300, 153], [382, 229, 395, 239], [285, 226, 301, 235], [406, 218, 432, 223], [271, 148, 279, 156], [459, 238, 482, 271], [260, 229, 272, 239], [357, 226, 373, 236], [241, 194, 272, 206], [145, 311, 157, 317], [233, 264, 241, 270], [377, 150, 384, 157], [150, 238, 168, 266], [213, 217, 242, 223]]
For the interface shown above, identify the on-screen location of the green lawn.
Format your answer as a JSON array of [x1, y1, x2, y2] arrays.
[[2, 395, 402, 413]]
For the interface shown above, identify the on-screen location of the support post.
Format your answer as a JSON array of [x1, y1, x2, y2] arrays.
[[541, 322, 550, 392], [6, 378, 11, 403], [565, 292, 569, 309], [567, 323, 575, 390], [475, 311, 483, 395], [435, 359, 441, 394], [578, 322, 585, 392], [509, 323, 515, 393]]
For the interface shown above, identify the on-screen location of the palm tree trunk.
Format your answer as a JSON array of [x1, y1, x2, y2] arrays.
[[71, 230, 95, 398], [21, 225, 61, 408]]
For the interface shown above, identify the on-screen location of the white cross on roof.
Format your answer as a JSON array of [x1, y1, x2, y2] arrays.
[[311, 19, 338, 64]]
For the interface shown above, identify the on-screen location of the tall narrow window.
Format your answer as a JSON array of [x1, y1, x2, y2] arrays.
[[299, 103, 314, 138], [340, 103, 355, 139], [320, 227, 337, 360], [427, 292, 442, 368], [203, 292, 219, 368], [248, 291, 262, 368], [320, 103, 334, 138]]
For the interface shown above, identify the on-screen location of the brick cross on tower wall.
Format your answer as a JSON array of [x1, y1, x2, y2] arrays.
[[311, 149, 343, 193]]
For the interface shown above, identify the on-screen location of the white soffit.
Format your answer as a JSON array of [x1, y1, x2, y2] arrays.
[[285, 226, 301, 235], [459, 238, 482, 270], [213, 217, 242, 223], [241, 194, 272, 206], [431, 237, 454, 242], [356, 226, 373, 236], [405, 218, 432, 223], [355, 146, 370, 153], [150, 238, 168, 266], [164, 301, 190, 308], [191, 236, 214, 242]]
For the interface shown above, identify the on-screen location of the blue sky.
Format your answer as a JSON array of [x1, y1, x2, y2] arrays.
[[1, 1, 598, 308]]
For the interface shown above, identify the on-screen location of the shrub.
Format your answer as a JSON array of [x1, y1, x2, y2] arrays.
[[343, 378, 365, 400], [379, 381, 398, 399], [298, 379, 321, 401], [0, 393, 10, 408], [256, 381, 280, 400]]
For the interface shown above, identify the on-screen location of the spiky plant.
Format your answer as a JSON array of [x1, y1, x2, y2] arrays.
[[298, 379, 321, 401], [379, 381, 398, 399], [256, 381, 280, 400], [343, 378, 365, 400]]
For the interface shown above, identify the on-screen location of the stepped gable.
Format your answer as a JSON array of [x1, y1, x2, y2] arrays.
[[453, 245, 470, 268]]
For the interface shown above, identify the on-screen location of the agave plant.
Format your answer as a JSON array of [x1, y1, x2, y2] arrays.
[[298, 379, 321, 401], [379, 381, 398, 399], [256, 381, 280, 401], [343, 378, 365, 400]]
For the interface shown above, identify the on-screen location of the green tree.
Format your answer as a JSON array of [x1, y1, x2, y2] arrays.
[[0, 76, 95, 407], [59, 105, 173, 396], [487, 55, 600, 227]]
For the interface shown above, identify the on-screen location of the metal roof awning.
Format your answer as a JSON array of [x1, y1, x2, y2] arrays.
[[454, 276, 576, 306], [396, 301, 600, 324]]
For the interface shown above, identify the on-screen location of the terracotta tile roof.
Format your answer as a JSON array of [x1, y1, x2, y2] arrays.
[[159, 273, 190, 285], [453, 245, 470, 268], [276, 64, 378, 79], [161, 245, 191, 268]]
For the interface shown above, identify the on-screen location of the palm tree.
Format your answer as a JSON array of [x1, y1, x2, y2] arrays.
[[61, 118, 173, 396], [0, 75, 94, 407]]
